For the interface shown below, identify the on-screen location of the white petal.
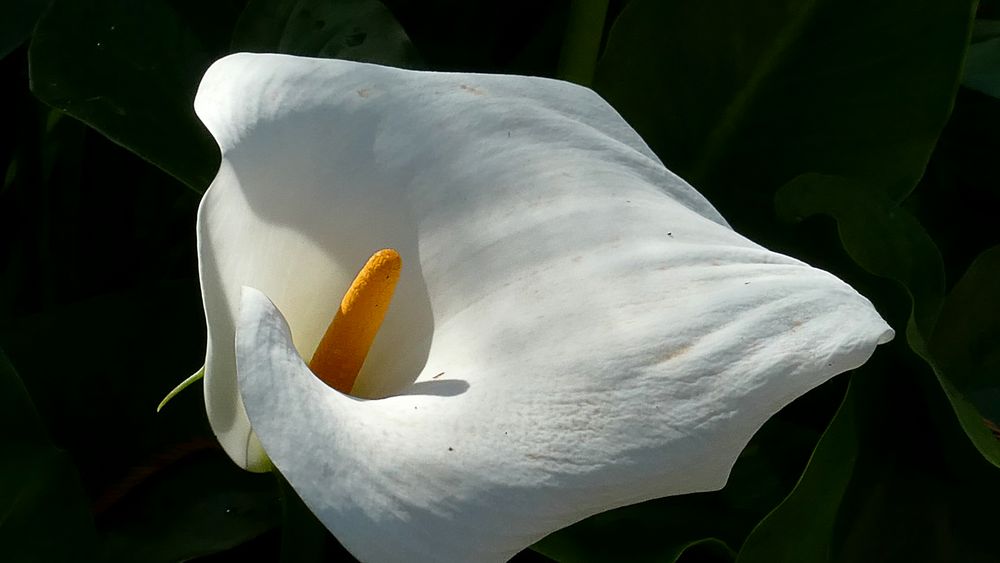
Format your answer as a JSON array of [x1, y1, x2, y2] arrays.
[[199, 54, 893, 561], [238, 273, 890, 562], [195, 52, 729, 469]]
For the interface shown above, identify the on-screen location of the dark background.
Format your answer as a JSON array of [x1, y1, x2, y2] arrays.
[[2, 1, 999, 561]]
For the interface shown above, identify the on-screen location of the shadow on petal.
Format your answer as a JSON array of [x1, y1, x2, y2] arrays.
[[401, 379, 470, 397], [217, 102, 437, 400]]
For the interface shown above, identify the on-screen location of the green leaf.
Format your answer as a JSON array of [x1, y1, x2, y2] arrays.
[[774, 176, 1000, 466], [556, 0, 609, 86], [675, 538, 737, 563], [232, 0, 421, 66], [0, 0, 49, 59], [28, 0, 223, 190], [775, 174, 945, 335], [736, 381, 859, 562], [0, 348, 99, 562], [597, 0, 974, 226], [739, 364, 1000, 563], [100, 451, 280, 563], [963, 36, 1000, 99], [927, 245, 1000, 466]]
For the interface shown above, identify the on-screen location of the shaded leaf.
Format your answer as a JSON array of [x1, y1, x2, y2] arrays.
[[0, 280, 208, 493], [101, 451, 280, 563], [915, 87, 1000, 283], [739, 361, 1000, 563], [232, 0, 421, 66], [0, 348, 99, 562], [597, 0, 974, 235], [927, 245, 1000, 466], [377, 0, 566, 75], [675, 538, 737, 563], [775, 176, 1000, 466], [29, 0, 223, 190], [775, 174, 944, 335], [964, 36, 1000, 99], [0, 0, 49, 60], [736, 381, 859, 562]]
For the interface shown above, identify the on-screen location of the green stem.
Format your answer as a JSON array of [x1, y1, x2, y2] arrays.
[[156, 366, 204, 412], [557, 0, 610, 86]]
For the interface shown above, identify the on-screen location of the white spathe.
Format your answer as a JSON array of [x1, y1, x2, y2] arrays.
[[194, 53, 894, 562]]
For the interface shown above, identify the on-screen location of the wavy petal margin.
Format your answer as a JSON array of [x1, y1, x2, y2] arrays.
[[195, 53, 893, 561]]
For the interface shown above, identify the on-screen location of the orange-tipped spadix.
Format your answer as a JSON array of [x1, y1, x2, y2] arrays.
[[309, 249, 401, 393]]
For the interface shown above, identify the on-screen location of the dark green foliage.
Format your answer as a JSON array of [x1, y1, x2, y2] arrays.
[[0, 349, 99, 562], [232, 0, 422, 66], [0, 0, 49, 60], [2, 0, 998, 561], [28, 0, 231, 190]]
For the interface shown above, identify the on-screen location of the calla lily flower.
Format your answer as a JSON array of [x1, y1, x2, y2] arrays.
[[193, 53, 893, 562]]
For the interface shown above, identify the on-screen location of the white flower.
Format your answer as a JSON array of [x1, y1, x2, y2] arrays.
[[194, 53, 893, 562]]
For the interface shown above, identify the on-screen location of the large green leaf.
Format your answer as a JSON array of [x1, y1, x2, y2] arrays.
[[775, 175, 944, 336], [232, 0, 421, 66], [28, 0, 229, 190], [0, 0, 49, 60], [774, 177, 1000, 468], [740, 358, 1000, 563], [597, 0, 974, 231], [0, 348, 99, 562], [927, 246, 1000, 465], [736, 380, 860, 563]]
